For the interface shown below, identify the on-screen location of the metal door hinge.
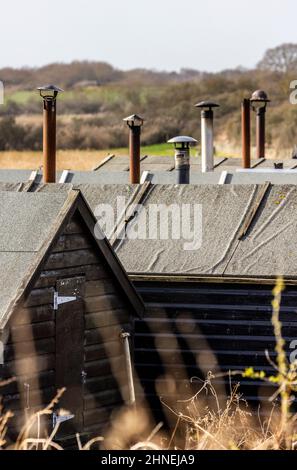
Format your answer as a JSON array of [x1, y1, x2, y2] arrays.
[[81, 370, 87, 384], [54, 291, 77, 310], [52, 412, 75, 428]]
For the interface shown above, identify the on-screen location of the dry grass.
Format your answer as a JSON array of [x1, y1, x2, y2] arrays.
[[0, 387, 105, 450], [0, 150, 115, 171], [0, 144, 173, 171], [159, 277, 297, 450]]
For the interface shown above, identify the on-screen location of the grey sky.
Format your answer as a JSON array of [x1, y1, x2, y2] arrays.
[[1, 0, 296, 72]]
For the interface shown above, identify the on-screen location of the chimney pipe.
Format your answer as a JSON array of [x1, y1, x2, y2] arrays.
[[167, 136, 198, 184], [250, 90, 270, 159], [123, 114, 144, 184], [37, 85, 63, 183], [241, 98, 251, 168], [195, 101, 219, 172], [256, 108, 266, 159]]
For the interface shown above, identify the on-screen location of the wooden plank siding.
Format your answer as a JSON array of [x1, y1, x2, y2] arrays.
[[133, 280, 297, 424], [0, 211, 134, 440]]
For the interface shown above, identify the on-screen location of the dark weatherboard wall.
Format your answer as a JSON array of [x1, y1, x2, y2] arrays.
[[133, 279, 297, 421]]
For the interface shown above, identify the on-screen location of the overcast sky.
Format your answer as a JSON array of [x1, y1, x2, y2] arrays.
[[0, 0, 296, 72]]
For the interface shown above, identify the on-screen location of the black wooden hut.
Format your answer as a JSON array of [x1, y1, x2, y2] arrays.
[[1, 181, 297, 428], [0, 190, 144, 445], [111, 184, 297, 419]]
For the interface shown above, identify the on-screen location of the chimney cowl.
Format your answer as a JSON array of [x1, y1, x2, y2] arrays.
[[168, 136, 197, 184], [167, 136, 198, 146], [37, 84, 64, 101], [195, 101, 220, 109], [250, 90, 270, 104], [123, 114, 144, 128]]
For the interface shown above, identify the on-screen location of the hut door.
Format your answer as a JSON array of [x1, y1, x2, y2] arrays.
[[55, 276, 85, 436]]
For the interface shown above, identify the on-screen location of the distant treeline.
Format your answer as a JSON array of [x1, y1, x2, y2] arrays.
[[0, 61, 205, 88], [1, 44, 297, 152]]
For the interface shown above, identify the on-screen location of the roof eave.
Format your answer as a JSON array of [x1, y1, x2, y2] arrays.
[[130, 273, 297, 286]]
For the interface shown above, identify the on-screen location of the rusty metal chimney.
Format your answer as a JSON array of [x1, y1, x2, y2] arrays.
[[168, 136, 197, 184], [123, 114, 144, 184], [241, 98, 251, 168], [195, 101, 219, 172], [37, 85, 63, 183], [250, 90, 270, 159]]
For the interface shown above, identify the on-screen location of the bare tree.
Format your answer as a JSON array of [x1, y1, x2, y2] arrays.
[[257, 43, 297, 73]]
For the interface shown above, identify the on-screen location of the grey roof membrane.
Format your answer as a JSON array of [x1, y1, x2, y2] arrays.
[[114, 184, 297, 278], [35, 183, 136, 219], [2, 182, 297, 279], [3, 168, 297, 185], [0, 182, 25, 192], [0, 192, 68, 252], [67, 171, 130, 184], [0, 182, 137, 218], [148, 171, 221, 184], [0, 169, 35, 183], [0, 192, 69, 322], [65, 168, 297, 185], [0, 252, 36, 325], [229, 172, 297, 185], [115, 185, 256, 275], [225, 185, 297, 277], [1, 156, 297, 185]]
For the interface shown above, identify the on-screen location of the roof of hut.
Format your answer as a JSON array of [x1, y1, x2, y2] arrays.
[[0, 190, 144, 330], [1, 182, 297, 281], [2, 155, 297, 186]]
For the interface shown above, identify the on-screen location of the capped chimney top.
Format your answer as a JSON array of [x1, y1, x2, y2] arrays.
[[250, 90, 270, 112], [168, 136, 198, 149], [123, 114, 144, 128], [37, 84, 64, 100], [250, 90, 270, 103], [195, 101, 220, 109], [168, 136, 197, 144]]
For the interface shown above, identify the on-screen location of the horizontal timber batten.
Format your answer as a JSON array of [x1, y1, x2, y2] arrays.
[[35, 265, 109, 289], [85, 310, 131, 329], [85, 341, 123, 362]]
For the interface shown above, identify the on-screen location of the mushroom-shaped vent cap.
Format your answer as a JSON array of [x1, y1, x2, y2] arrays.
[[123, 114, 145, 126], [37, 85, 64, 93], [167, 136, 198, 144], [37, 85, 64, 100], [195, 101, 220, 108], [250, 90, 270, 103]]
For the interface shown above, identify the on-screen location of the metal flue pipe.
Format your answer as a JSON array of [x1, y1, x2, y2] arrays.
[[241, 98, 251, 168], [250, 90, 270, 159], [195, 101, 219, 172], [168, 136, 198, 184], [123, 114, 144, 184], [129, 126, 141, 183], [37, 85, 63, 183], [120, 332, 136, 406], [43, 101, 56, 183], [256, 108, 266, 159]]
